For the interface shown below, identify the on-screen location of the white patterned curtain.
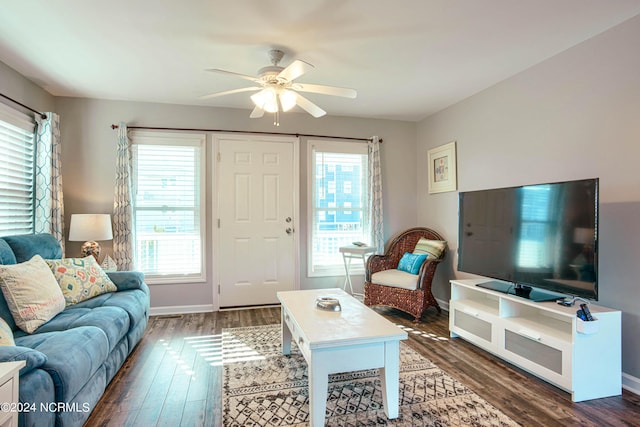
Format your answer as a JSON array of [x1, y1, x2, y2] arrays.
[[367, 136, 384, 253], [34, 113, 65, 254], [113, 122, 135, 270]]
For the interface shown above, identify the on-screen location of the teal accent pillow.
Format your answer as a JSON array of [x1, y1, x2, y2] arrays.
[[397, 252, 428, 274]]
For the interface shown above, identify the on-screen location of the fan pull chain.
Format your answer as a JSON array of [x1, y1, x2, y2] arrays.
[[273, 110, 280, 126]]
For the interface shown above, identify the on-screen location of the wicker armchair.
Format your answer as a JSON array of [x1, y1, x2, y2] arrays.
[[364, 227, 446, 323]]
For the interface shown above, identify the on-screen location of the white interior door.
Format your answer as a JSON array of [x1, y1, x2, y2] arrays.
[[217, 136, 296, 307]]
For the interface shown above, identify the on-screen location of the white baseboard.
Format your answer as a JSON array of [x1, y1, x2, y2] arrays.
[[436, 298, 449, 312], [150, 304, 213, 316], [622, 372, 640, 396]]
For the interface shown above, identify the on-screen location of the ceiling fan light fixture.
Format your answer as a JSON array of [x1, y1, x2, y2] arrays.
[[279, 89, 297, 112], [251, 87, 297, 113], [251, 88, 278, 113]]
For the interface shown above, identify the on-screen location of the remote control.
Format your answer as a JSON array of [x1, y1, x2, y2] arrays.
[[580, 303, 594, 321]]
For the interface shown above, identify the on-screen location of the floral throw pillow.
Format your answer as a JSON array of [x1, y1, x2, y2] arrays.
[[0, 317, 15, 346], [46, 256, 117, 306]]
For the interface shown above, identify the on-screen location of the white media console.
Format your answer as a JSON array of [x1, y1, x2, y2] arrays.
[[449, 279, 621, 402]]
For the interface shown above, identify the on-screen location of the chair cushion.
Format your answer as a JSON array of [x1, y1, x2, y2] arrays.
[[371, 269, 419, 290]]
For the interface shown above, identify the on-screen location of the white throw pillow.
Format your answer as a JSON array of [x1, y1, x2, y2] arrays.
[[0, 255, 66, 333]]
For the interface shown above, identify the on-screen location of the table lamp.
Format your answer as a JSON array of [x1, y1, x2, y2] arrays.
[[69, 214, 113, 261]]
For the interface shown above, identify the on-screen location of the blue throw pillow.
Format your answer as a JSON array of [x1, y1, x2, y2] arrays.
[[397, 252, 428, 275]]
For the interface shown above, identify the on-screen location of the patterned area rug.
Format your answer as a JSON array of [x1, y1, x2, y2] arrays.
[[222, 324, 519, 426]]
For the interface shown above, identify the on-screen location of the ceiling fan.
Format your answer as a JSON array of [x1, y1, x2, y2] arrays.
[[202, 49, 357, 122]]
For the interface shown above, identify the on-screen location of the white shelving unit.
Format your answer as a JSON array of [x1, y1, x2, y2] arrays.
[[449, 279, 621, 402]]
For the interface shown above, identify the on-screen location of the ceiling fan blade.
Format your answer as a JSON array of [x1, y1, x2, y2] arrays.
[[292, 83, 357, 98], [295, 94, 326, 118], [200, 86, 261, 100], [250, 106, 264, 118], [277, 59, 314, 82], [206, 69, 261, 83]]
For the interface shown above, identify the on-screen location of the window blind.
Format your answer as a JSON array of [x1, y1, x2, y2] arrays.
[[132, 137, 204, 278], [0, 104, 35, 237]]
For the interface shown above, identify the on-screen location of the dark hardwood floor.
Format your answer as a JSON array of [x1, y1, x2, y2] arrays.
[[85, 306, 640, 426]]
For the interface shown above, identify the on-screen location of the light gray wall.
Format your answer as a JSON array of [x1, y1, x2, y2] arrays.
[[0, 61, 54, 115], [54, 97, 417, 308], [417, 15, 640, 380]]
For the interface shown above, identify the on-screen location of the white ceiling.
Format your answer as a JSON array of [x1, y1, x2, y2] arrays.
[[1, 1, 639, 122]]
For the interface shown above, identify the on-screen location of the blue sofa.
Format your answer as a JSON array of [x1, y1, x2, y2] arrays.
[[0, 234, 150, 427]]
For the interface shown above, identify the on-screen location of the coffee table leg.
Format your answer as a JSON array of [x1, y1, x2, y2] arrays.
[[281, 310, 291, 355], [308, 353, 329, 427], [379, 341, 400, 419]]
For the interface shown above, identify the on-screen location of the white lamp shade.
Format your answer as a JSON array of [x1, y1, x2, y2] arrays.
[[69, 214, 113, 241]]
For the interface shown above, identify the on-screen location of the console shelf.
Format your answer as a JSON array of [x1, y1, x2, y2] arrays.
[[449, 279, 621, 402]]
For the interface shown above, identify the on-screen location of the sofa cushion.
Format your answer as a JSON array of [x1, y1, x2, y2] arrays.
[[46, 256, 117, 306], [2, 234, 62, 263], [0, 255, 66, 333], [0, 317, 14, 346], [413, 238, 447, 259], [15, 326, 109, 402], [371, 269, 419, 290], [35, 306, 130, 352], [0, 239, 17, 265], [397, 252, 427, 274], [74, 288, 149, 333]]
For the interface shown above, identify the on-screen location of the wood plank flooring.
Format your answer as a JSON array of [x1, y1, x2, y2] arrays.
[[85, 307, 640, 426]]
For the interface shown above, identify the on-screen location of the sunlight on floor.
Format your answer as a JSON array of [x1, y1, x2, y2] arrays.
[[185, 332, 266, 367], [396, 324, 449, 341]]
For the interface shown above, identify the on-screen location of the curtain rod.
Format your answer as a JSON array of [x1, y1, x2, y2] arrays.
[[110, 124, 382, 143], [0, 93, 47, 119]]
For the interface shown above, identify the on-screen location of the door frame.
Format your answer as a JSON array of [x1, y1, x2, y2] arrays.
[[211, 133, 300, 310]]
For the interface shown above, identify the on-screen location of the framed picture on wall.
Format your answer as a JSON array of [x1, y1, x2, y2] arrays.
[[427, 141, 457, 194]]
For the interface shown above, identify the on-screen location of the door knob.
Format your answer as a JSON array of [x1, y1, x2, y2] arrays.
[[286, 227, 294, 235]]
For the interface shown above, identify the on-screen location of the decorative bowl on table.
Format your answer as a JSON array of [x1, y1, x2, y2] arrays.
[[315, 297, 341, 312]]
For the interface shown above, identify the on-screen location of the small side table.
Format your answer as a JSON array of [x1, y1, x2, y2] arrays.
[[0, 360, 25, 427], [339, 245, 376, 297]]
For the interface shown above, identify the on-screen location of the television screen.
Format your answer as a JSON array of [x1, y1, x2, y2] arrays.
[[458, 178, 598, 301]]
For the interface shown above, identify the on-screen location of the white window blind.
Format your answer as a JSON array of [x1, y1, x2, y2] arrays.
[[0, 104, 35, 237], [309, 141, 368, 276], [131, 132, 205, 281]]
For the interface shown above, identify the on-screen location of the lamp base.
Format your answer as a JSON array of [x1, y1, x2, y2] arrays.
[[80, 241, 101, 262]]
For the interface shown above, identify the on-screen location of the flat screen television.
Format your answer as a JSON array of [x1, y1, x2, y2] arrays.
[[458, 178, 598, 302]]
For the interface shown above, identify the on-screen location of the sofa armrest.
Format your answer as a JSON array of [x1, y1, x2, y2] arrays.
[[0, 346, 47, 376], [107, 271, 146, 291]]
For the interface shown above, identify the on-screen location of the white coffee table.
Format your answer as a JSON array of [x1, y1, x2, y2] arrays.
[[277, 288, 408, 427]]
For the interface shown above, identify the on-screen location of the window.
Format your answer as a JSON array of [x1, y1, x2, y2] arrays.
[[308, 140, 368, 276], [131, 131, 206, 282], [0, 103, 36, 236]]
